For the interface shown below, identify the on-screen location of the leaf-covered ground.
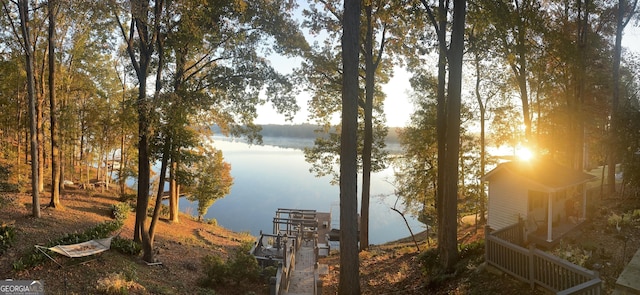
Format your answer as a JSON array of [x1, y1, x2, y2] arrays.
[[0, 189, 261, 294], [1, 187, 637, 294], [319, 195, 640, 294], [318, 226, 544, 295]]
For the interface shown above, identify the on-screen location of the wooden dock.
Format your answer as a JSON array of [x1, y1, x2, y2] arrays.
[[255, 208, 330, 295], [284, 239, 317, 295]]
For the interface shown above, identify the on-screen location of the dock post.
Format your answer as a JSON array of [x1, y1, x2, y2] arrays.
[[316, 275, 323, 295], [283, 236, 288, 268], [314, 233, 319, 260], [269, 276, 276, 295]]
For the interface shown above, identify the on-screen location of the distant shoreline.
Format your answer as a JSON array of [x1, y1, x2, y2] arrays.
[[211, 123, 403, 148]]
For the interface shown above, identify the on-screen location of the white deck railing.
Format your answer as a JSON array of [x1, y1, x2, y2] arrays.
[[486, 224, 601, 295]]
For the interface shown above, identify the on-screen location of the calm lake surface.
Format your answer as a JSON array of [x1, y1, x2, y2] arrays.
[[177, 137, 424, 245]]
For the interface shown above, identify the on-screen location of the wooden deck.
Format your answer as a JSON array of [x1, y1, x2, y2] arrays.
[[528, 219, 586, 249]]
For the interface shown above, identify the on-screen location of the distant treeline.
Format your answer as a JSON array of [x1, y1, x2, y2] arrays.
[[259, 123, 330, 139], [258, 124, 401, 144], [212, 123, 401, 144]]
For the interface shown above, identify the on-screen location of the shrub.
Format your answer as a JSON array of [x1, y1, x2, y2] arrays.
[[262, 266, 277, 279], [458, 240, 485, 261], [0, 165, 10, 182], [227, 243, 260, 284], [96, 272, 146, 295], [0, 165, 19, 192], [199, 242, 261, 288], [118, 193, 136, 203], [0, 194, 14, 209], [418, 248, 440, 275], [0, 165, 20, 193], [607, 212, 633, 229], [633, 209, 640, 220], [147, 204, 170, 218], [0, 223, 16, 254], [199, 255, 229, 287], [417, 248, 458, 286], [12, 259, 25, 271], [0, 183, 19, 193], [551, 242, 591, 267], [111, 202, 131, 221], [111, 237, 142, 256]]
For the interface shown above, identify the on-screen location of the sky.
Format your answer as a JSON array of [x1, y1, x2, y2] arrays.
[[255, 25, 640, 128]]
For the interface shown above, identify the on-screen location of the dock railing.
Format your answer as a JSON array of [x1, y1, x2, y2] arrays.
[[485, 224, 601, 294], [271, 224, 306, 294], [272, 233, 299, 295], [268, 208, 324, 295]]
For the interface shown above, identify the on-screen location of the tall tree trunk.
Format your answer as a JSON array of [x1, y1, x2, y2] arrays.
[[441, 0, 466, 271], [117, 62, 127, 195], [339, 0, 361, 293], [516, 60, 531, 141], [120, 131, 126, 194], [79, 114, 85, 184], [473, 50, 487, 224], [360, 2, 374, 252], [97, 146, 104, 182], [514, 1, 531, 142], [18, 0, 41, 218], [24, 130, 28, 165], [60, 147, 65, 191], [435, 0, 448, 262], [136, 80, 152, 261], [150, 141, 170, 244], [16, 95, 22, 173], [109, 149, 117, 188], [608, 0, 636, 194], [48, 0, 61, 208], [145, 22, 166, 257], [572, 0, 589, 171], [133, 75, 150, 241], [120, 0, 162, 263], [168, 45, 186, 224], [169, 156, 179, 222], [37, 70, 45, 194]]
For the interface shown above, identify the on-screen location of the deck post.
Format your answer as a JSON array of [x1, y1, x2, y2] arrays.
[[484, 225, 491, 264], [529, 243, 536, 289], [581, 186, 587, 220], [273, 218, 276, 235], [547, 192, 553, 242]]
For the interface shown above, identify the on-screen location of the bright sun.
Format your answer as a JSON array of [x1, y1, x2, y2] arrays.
[[516, 146, 534, 161]]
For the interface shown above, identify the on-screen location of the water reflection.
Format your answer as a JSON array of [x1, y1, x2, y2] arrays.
[[177, 137, 424, 244]]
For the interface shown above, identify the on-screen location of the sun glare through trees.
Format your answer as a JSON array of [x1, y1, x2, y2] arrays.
[[515, 145, 534, 162]]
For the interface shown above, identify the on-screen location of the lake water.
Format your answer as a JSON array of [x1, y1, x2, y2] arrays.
[[175, 137, 424, 245]]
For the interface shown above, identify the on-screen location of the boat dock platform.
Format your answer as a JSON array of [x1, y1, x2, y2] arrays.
[[251, 208, 331, 295]]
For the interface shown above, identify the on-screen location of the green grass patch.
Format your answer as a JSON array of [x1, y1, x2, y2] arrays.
[[0, 223, 16, 254], [13, 202, 130, 270]]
